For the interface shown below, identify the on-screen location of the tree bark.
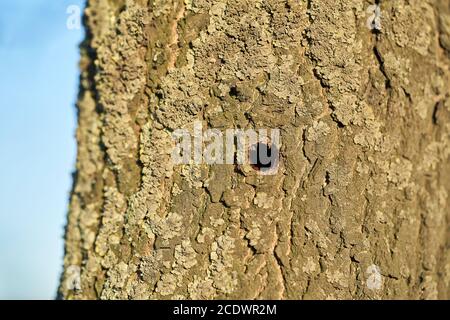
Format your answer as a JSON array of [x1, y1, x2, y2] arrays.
[[60, 0, 450, 299]]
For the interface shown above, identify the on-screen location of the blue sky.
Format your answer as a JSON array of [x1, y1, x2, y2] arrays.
[[0, 0, 84, 299]]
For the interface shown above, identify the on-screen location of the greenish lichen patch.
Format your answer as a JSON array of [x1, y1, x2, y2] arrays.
[[61, 0, 450, 300]]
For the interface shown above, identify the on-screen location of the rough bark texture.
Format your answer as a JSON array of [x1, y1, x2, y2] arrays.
[[60, 0, 450, 299]]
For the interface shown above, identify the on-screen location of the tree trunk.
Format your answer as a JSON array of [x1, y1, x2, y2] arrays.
[[59, 0, 450, 300]]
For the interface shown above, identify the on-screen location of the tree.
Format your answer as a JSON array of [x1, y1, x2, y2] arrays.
[[59, 0, 450, 300]]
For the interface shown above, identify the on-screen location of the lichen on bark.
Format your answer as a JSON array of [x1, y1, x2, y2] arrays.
[[60, 0, 450, 300]]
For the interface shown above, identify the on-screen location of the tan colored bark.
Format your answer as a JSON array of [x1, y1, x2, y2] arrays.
[[60, 0, 450, 299]]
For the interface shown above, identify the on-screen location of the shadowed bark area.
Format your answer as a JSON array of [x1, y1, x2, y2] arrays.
[[60, 0, 450, 299]]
